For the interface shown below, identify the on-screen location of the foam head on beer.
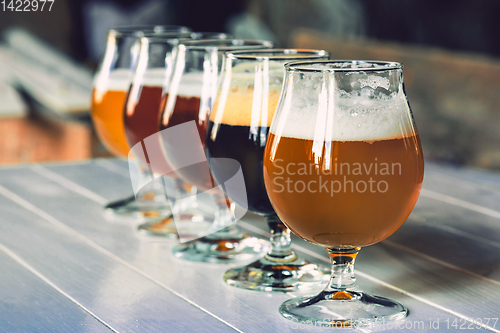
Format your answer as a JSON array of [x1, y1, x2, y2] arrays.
[[206, 61, 285, 215], [210, 50, 329, 129], [210, 61, 285, 129], [270, 66, 416, 143], [93, 68, 131, 101], [176, 71, 204, 97], [141, 67, 169, 86]]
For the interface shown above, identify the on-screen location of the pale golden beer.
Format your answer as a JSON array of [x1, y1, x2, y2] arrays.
[[264, 133, 424, 248]]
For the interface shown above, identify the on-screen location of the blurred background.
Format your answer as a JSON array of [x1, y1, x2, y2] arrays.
[[0, 0, 499, 169]]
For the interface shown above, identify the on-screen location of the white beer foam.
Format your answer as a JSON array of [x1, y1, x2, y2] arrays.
[[210, 90, 280, 127], [175, 71, 203, 98], [96, 68, 168, 92], [271, 90, 415, 142], [94, 68, 131, 92], [208, 61, 286, 127], [141, 67, 168, 87], [228, 61, 286, 92]]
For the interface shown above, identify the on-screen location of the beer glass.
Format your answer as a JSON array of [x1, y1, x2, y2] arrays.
[[123, 33, 231, 237], [91, 25, 190, 219], [159, 39, 274, 262], [263, 60, 424, 326], [206, 49, 331, 292]]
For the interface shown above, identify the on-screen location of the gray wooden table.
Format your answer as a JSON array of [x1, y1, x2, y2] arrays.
[[0, 159, 498, 332]]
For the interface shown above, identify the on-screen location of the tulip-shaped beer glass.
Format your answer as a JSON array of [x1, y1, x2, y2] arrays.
[[206, 49, 332, 291], [159, 39, 273, 262], [91, 25, 190, 219], [263, 61, 424, 326], [123, 33, 230, 236]]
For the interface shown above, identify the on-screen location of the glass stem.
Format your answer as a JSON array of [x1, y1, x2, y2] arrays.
[[134, 162, 171, 202], [170, 177, 195, 215], [265, 214, 296, 261], [324, 247, 360, 296], [207, 188, 238, 235], [134, 164, 157, 200]]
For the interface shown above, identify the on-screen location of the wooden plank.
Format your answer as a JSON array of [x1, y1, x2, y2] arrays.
[[385, 214, 500, 281], [423, 163, 500, 211], [0, 247, 113, 333], [0, 178, 237, 332], [411, 197, 500, 251], [5, 166, 311, 333], [32, 161, 499, 332]]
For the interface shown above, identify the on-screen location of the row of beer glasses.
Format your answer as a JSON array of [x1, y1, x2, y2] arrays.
[[92, 25, 190, 220], [91, 25, 424, 327], [205, 49, 334, 290], [157, 39, 279, 263], [124, 34, 237, 238], [92, 25, 232, 225]]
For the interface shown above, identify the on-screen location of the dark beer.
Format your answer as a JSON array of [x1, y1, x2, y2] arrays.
[[206, 123, 273, 214], [205, 88, 280, 215]]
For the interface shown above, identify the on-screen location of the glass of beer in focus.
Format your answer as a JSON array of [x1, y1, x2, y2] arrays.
[[91, 25, 190, 219], [123, 33, 230, 237], [263, 60, 424, 327], [159, 39, 274, 262], [206, 49, 332, 292]]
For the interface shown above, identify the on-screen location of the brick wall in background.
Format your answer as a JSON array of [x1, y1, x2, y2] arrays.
[[292, 29, 500, 170]]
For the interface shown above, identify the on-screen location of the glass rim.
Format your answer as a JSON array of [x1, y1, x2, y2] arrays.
[[189, 32, 231, 39], [109, 25, 191, 37], [141, 32, 230, 44], [226, 49, 330, 61], [284, 60, 403, 72], [178, 39, 274, 51]]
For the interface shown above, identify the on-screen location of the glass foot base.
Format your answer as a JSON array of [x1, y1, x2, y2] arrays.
[[104, 194, 171, 220], [138, 208, 216, 239], [224, 255, 330, 292], [279, 291, 408, 328], [137, 216, 178, 239], [172, 235, 268, 263]]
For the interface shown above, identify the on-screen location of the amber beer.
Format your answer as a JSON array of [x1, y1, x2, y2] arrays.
[[124, 81, 177, 176], [91, 70, 130, 158], [263, 133, 424, 248], [160, 93, 213, 191], [124, 85, 162, 149]]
